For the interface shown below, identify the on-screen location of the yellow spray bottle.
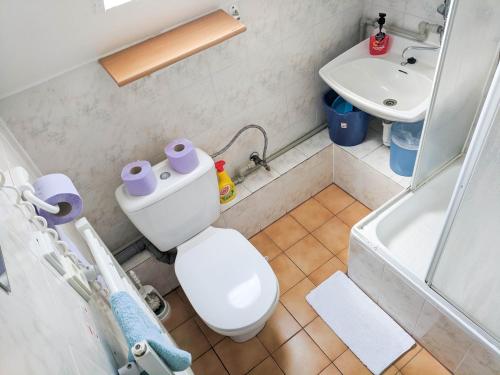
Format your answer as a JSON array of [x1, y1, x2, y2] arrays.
[[215, 160, 236, 204]]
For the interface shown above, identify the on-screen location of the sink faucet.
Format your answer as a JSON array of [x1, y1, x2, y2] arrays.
[[401, 45, 439, 65]]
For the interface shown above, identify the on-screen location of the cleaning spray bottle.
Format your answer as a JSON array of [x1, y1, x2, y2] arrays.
[[215, 160, 236, 204], [369, 13, 390, 55]]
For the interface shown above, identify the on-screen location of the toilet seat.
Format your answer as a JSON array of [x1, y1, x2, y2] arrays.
[[175, 227, 279, 333]]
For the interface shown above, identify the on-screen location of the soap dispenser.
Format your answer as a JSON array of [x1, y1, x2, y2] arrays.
[[369, 13, 391, 55]]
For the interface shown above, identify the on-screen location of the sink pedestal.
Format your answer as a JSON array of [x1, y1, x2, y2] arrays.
[[382, 120, 393, 147]]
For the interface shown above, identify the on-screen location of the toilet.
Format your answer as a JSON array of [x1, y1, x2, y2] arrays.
[[115, 149, 279, 342]]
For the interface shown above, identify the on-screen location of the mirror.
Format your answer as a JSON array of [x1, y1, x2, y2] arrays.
[[0, 245, 11, 293]]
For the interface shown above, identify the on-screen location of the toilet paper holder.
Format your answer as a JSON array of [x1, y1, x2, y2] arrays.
[[10, 166, 60, 214]]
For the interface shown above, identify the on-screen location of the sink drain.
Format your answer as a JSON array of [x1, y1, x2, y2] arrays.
[[383, 98, 397, 106]]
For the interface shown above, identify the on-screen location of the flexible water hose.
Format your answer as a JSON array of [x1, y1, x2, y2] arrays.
[[210, 124, 268, 166]]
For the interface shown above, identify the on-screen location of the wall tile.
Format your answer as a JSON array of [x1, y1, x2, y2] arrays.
[[347, 236, 385, 302], [338, 129, 383, 159], [269, 148, 308, 175], [278, 0, 318, 39], [222, 145, 333, 239], [334, 145, 403, 210], [405, 0, 444, 24], [364, 0, 445, 31], [378, 266, 425, 332], [242, 167, 280, 193], [413, 301, 474, 371], [456, 342, 500, 375], [0, 1, 362, 252], [296, 129, 332, 158], [0, 139, 123, 375]]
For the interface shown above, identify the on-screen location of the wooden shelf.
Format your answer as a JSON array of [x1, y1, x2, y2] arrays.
[[99, 10, 246, 86]]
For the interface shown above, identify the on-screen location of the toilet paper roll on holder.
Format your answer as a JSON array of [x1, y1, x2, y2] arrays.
[[10, 166, 60, 214]]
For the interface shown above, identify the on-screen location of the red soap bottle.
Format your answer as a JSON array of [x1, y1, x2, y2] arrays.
[[370, 13, 391, 55]]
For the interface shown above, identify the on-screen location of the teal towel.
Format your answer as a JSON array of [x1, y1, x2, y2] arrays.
[[110, 291, 192, 372]]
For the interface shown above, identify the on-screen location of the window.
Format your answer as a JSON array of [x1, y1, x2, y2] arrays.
[[103, 0, 132, 11]]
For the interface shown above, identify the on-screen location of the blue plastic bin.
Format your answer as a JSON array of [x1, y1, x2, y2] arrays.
[[323, 90, 369, 146], [390, 121, 424, 176]]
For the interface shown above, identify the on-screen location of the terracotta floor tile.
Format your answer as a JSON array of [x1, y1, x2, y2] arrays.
[[337, 248, 349, 265], [319, 364, 342, 375], [176, 287, 191, 305], [162, 290, 195, 330], [250, 231, 282, 260], [312, 217, 350, 254], [269, 254, 306, 295], [333, 350, 371, 375], [285, 235, 333, 275], [337, 201, 371, 227], [400, 350, 450, 375], [264, 215, 308, 250], [170, 318, 211, 360], [315, 185, 355, 214], [394, 343, 421, 369], [257, 303, 301, 353], [305, 317, 347, 361], [290, 198, 334, 231], [248, 357, 284, 375], [309, 257, 347, 286], [194, 316, 225, 346], [272, 330, 330, 375], [280, 278, 317, 326], [191, 349, 229, 375], [214, 337, 268, 375]]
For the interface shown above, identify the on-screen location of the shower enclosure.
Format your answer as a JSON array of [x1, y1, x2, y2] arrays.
[[348, 0, 500, 373]]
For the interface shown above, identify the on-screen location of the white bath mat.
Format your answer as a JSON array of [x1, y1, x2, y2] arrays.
[[306, 272, 415, 375]]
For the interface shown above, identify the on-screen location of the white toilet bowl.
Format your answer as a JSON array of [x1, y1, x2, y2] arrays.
[[175, 226, 279, 342]]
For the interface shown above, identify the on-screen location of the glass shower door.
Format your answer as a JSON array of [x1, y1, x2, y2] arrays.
[[427, 63, 500, 342]]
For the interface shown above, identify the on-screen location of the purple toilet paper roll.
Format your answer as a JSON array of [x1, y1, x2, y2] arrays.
[[164, 138, 199, 174], [121, 160, 157, 196], [33, 174, 84, 225]]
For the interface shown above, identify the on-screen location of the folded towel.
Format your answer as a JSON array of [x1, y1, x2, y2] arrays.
[[110, 291, 191, 372]]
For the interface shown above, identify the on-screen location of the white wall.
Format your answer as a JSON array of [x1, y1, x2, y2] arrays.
[[0, 0, 229, 98], [0, 0, 363, 251], [0, 122, 126, 374], [363, 0, 445, 30]]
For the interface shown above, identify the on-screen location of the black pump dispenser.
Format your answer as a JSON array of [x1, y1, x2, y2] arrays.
[[376, 12, 386, 41]]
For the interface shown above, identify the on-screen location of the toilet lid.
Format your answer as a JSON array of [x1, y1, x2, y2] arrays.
[[175, 227, 278, 332]]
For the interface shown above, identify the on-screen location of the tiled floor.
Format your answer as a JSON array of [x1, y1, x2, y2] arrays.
[[162, 184, 451, 375]]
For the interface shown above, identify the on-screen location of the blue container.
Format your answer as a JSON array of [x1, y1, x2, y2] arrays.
[[390, 121, 424, 176], [323, 90, 369, 146]]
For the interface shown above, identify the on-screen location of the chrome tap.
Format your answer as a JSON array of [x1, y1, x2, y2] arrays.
[[437, 0, 450, 20], [436, 0, 449, 42], [250, 152, 271, 171], [401, 45, 439, 65]]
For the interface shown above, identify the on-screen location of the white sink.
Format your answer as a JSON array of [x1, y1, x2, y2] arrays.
[[320, 35, 439, 122]]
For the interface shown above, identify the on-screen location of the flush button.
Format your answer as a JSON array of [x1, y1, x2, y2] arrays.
[[160, 171, 171, 180]]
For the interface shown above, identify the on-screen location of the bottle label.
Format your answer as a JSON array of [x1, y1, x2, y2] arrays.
[[220, 184, 235, 203]]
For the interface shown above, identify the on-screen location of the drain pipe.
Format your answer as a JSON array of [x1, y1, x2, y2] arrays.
[[234, 123, 328, 184], [359, 18, 442, 42], [382, 120, 393, 147]]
